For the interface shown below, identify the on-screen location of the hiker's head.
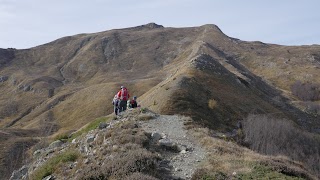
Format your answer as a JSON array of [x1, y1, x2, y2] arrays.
[[133, 96, 137, 100], [120, 85, 124, 89]]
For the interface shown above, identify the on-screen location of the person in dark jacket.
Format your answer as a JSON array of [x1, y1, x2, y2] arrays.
[[129, 96, 138, 108]]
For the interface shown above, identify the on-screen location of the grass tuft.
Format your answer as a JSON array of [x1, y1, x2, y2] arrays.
[[69, 116, 111, 141], [53, 133, 69, 142], [30, 149, 79, 179]]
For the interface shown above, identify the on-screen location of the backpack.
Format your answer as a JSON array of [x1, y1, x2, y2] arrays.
[[112, 98, 119, 106], [120, 88, 129, 100]]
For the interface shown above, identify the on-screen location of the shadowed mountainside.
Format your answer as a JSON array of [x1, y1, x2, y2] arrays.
[[1, 23, 320, 179]]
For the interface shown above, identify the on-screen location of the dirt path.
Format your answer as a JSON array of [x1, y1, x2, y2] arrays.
[[140, 115, 206, 180]]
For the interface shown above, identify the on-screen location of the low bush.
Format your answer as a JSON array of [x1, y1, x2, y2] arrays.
[[291, 81, 320, 101], [304, 101, 320, 115]]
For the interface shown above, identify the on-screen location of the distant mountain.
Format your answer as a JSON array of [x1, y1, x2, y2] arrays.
[[1, 23, 320, 179]]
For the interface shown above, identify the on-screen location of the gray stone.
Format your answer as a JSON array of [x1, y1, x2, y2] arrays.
[[71, 138, 77, 144], [159, 138, 174, 147], [180, 150, 187, 154], [42, 175, 54, 180], [151, 132, 162, 142], [10, 166, 29, 180], [98, 122, 108, 129], [9, 165, 28, 180], [86, 135, 95, 143], [49, 140, 63, 149], [84, 158, 90, 164], [175, 168, 182, 172], [33, 149, 42, 156], [79, 146, 85, 153], [112, 145, 119, 151], [23, 85, 31, 92], [0, 76, 8, 82], [178, 145, 187, 151]]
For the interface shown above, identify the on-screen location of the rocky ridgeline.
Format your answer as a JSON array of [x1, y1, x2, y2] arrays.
[[10, 110, 206, 180]]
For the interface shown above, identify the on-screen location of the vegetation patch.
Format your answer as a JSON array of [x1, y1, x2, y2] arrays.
[[53, 133, 69, 142], [291, 80, 320, 101], [30, 149, 79, 180], [137, 113, 154, 121], [237, 164, 304, 180], [189, 125, 315, 180], [69, 116, 111, 141], [76, 121, 161, 180], [242, 114, 320, 178]]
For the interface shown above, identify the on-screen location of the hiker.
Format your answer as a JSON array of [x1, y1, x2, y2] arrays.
[[129, 96, 138, 108], [112, 94, 119, 115], [116, 85, 130, 113]]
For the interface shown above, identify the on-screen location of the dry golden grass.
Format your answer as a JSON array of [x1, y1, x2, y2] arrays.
[[208, 99, 217, 109], [137, 113, 154, 121]]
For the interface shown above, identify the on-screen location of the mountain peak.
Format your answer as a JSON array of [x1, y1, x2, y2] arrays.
[[143, 22, 164, 29], [123, 23, 164, 31], [200, 24, 223, 33]]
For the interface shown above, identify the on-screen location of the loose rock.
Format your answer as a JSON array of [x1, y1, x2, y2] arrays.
[[49, 140, 64, 149]]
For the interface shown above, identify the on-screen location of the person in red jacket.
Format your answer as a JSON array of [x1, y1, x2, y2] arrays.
[[117, 86, 130, 113]]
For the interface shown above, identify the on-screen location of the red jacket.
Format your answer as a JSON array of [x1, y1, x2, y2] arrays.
[[117, 87, 130, 101]]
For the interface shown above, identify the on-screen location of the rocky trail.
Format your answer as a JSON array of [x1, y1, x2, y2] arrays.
[[140, 115, 207, 180]]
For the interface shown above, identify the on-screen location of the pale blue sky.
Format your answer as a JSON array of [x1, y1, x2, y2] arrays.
[[1, 0, 320, 49]]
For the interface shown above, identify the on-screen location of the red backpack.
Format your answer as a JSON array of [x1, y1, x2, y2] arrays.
[[120, 88, 129, 100]]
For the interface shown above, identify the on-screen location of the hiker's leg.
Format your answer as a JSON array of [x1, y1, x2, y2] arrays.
[[123, 101, 127, 111], [114, 106, 118, 115], [119, 100, 126, 113], [118, 105, 122, 113]]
